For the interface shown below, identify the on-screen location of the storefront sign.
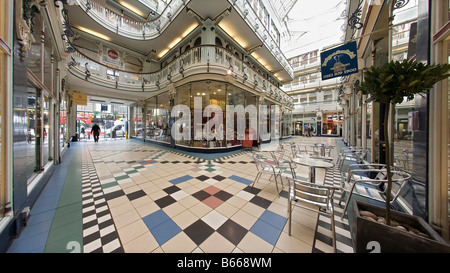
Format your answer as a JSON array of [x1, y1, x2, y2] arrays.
[[73, 92, 87, 105], [106, 48, 120, 65], [320, 41, 358, 80], [107, 49, 118, 60]]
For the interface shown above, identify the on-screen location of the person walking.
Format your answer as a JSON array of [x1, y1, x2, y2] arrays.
[[91, 123, 101, 143]]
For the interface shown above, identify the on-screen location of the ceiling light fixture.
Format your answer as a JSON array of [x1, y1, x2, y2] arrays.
[[119, 1, 145, 17], [76, 26, 111, 41], [218, 23, 248, 48], [169, 38, 182, 49], [158, 23, 198, 59], [182, 23, 199, 38]]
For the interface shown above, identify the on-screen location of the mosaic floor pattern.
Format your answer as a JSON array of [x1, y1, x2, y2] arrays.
[[7, 137, 353, 253], [80, 138, 353, 253]]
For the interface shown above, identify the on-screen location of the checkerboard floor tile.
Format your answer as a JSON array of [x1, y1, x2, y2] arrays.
[[81, 149, 123, 253], [50, 138, 354, 253]]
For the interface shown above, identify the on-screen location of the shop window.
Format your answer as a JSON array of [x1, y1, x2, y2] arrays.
[[146, 97, 157, 140], [42, 96, 50, 164], [154, 94, 171, 143], [174, 84, 191, 146], [26, 83, 39, 181], [0, 0, 11, 219], [60, 92, 67, 149], [134, 106, 144, 139]]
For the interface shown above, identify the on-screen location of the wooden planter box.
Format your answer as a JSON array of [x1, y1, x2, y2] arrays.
[[352, 200, 450, 253]]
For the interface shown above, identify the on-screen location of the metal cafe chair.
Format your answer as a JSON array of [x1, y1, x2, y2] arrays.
[[286, 160, 340, 252], [250, 152, 283, 196], [337, 147, 369, 170], [339, 163, 411, 220]]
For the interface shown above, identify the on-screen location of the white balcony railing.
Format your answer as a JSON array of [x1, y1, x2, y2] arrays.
[[76, 0, 188, 40], [67, 45, 294, 107], [230, 0, 294, 79], [74, 0, 293, 80]]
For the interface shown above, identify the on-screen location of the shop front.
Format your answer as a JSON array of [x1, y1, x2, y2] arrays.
[[76, 103, 128, 140], [133, 80, 292, 152], [322, 113, 343, 136]]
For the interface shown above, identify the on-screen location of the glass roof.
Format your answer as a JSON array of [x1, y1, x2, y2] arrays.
[[278, 0, 348, 57]]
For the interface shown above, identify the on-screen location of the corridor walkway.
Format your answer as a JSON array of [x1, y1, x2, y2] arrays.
[[7, 137, 353, 253]]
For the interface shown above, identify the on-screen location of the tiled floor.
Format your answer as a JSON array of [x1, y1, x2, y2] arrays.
[[7, 136, 353, 253]]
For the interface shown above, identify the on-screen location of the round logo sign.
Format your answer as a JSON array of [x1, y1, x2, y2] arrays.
[[107, 49, 119, 60]]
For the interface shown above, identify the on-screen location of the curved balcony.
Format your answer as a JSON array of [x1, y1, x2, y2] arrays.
[[66, 45, 294, 107], [73, 0, 293, 80], [75, 0, 188, 40], [230, 0, 294, 79]]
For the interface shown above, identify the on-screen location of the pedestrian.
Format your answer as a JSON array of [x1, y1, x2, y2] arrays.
[[91, 123, 101, 142], [80, 127, 85, 140]]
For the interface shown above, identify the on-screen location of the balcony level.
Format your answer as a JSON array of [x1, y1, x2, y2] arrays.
[[66, 44, 294, 107], [64, 0, 294, 83]]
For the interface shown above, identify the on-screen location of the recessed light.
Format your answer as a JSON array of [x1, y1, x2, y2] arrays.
[[76, 26, 111, 41]]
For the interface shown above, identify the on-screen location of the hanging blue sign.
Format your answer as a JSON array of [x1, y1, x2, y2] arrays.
[[320, 41, 358, 80]]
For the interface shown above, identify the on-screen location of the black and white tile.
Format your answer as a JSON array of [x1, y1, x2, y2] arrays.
[[312, 164, 354, 253], [81, 148, 124, 253]]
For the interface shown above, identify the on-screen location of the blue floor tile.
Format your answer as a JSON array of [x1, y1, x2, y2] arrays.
[[250, 219, 283, 246], [169, 175, 193, 185], [259, 210, 287, 230], [27, 210, 56, 226], [149, 218, 182, 245], [6, 147, 75, 253], [229, 175, 253, 185], [249, 210, 287, 246], [143, 209, 182, 245], [17, 218, 54, 241], [7, 230, 49, 253], [142, 209, 170, 230]]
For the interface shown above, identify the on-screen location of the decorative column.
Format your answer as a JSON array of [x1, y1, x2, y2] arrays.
[[129, 106, 135, 138], [138, 100, 147, 141], [67, 90, 76, 144]]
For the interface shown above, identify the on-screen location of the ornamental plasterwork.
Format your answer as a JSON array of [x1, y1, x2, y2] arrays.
[[16, 0, 41, 61]]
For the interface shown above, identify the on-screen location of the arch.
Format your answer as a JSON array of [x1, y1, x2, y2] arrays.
[[194, 37, 202, 46], [215, 37, 223, 47]]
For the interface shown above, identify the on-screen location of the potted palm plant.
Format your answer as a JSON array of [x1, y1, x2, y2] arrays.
[[352, 59, 450, 252]]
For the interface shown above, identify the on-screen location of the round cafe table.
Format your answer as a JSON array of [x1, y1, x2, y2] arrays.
[[292, 157, 334, 184], [312, 143, 335, 157]]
